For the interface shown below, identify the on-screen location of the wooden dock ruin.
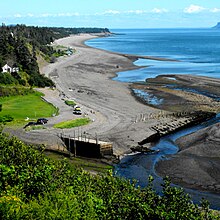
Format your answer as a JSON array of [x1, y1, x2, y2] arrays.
[[138, 111, 216, 145], [60, 134, 113, 158]]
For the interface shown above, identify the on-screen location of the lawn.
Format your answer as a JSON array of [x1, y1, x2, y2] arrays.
[[0, 91, 58, 125], [54, 118, 90, 129]]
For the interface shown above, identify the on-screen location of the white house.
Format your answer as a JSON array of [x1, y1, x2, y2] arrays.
[[2, 64, 12, 73], [2, 64, 19, 73]]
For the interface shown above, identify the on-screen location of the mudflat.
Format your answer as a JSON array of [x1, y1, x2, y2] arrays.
[[8, 34, 220, 195], [10, 34, 165, 155]]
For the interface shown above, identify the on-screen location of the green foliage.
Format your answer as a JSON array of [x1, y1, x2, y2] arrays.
[[0, 91, 57, 123], [0, 133, 218, 219], [0, 86, 34, 97], [64, 99, 76, 107], [24, 125, 46, 131], [0, 115, 13, 124], [0, 72, 18, 85], [0, 24, 109, 88], [54, 118, 90, 129]]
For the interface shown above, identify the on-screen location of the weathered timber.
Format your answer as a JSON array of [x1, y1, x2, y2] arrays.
[[60, 135, 113, 158], [139, 111, 216, 145]]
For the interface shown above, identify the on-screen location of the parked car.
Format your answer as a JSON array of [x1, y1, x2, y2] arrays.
[[37, 118, 48, 124], [73, 106, 82, 115], [23, 121, 37, 129]]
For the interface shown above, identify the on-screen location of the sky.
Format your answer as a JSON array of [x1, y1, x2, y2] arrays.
[[1, 0, 220, 29]]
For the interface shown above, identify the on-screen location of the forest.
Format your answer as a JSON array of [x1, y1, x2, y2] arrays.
[[0, 24, 109, 88]]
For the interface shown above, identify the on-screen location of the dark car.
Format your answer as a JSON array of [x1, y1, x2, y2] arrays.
[[23, 121, 37, 129], [37, 118, 48, 124]]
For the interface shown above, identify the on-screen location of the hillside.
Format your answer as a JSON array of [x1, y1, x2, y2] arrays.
[[0, 132, 218, 219], [0, 24, 110, 88]]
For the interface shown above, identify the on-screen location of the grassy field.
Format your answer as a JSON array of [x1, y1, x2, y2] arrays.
[[54, 118, 90, 129], [0, 91, 58, 125], [64, 99, 76, 107]]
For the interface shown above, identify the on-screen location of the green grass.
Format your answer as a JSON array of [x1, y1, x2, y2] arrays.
[[64, 100, 76, 106], [0, 91, 58, 125], [24, 125, 46, 131], [54, 118, 90, 129], [44, 150, 112, 173]]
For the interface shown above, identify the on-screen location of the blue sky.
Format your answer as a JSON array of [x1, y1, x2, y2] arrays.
[[1, 0, 220, 28]]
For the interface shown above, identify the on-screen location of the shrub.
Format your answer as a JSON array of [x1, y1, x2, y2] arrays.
[[0, 115, 13, 123], [54, 118, 90, 129], [64, 100, 76, 107], [0, 133, 218, 219]]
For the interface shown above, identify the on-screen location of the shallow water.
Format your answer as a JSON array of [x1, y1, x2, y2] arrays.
[[115, 114, 220, 209], [86, 29, 220, 209], [87, 28, 220, 81]]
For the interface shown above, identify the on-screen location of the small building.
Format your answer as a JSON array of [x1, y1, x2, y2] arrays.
[[2, 64, 19, 73], [2, 64, 12, 73]]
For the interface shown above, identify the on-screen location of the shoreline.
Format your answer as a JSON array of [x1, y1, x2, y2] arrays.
[[10, 33, 220, 196], [31, 33, 166, 155]]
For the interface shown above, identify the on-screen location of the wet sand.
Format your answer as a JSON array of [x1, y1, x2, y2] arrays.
[[10, 34, 170, 155], [149, 74, 220, 194], [8, 34, 220, 195]]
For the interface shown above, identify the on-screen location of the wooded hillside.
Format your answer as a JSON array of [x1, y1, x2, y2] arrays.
[[0, 24, 110, 87]]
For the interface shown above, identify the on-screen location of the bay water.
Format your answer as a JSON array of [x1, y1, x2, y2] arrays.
[[86, 29, 220, 209], [86, 28, 220, 82]]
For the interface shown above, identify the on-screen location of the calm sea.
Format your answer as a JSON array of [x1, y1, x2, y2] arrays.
[[86, 29, 220, 82], [87, 29, 220, 208]]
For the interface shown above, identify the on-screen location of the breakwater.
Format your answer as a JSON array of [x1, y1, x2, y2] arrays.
[[138, 111, 216, 146]]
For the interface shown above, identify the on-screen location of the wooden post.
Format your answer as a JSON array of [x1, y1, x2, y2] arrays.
[[78, 127, 80, 140], [96, 133, 98, 145], [69, 135, 71, 157], [74, 130, 76, 157]]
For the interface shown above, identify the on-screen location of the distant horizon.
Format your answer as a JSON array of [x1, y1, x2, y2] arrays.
[[2, 1, 220, 28], [3, 23, 216, 30]]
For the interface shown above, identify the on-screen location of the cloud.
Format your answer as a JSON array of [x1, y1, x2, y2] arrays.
[[100, 10, 120, 15], [14, 14, 22, 18], [210, 8, 220, 13], [27, 13, 34, 17], [57, 12, 80, 17], [10, 12, 81, 18], [126, 10, 147, 14], [151, 8, 168, 14], [184, 5, 205, 14]]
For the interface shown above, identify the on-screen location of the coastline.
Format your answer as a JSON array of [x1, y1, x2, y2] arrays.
[[9, 33, 220, 196], [17, 33, 167, 155]]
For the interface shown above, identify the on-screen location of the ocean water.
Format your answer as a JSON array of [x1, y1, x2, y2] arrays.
[[86, 28, 220, 82], [87, 29, 220, 208]]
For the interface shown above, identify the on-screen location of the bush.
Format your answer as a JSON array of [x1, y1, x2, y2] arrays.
[[0, 133, 218, 219], [0, 115, 13, 123], [54, 118, 90, 129], [64, 100, 76, 107], [0, 72, 18, 85]]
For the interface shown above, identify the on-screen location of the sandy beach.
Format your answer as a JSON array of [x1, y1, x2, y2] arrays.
[[7, 33, 220, 196], [10, 34, 165, 155]]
